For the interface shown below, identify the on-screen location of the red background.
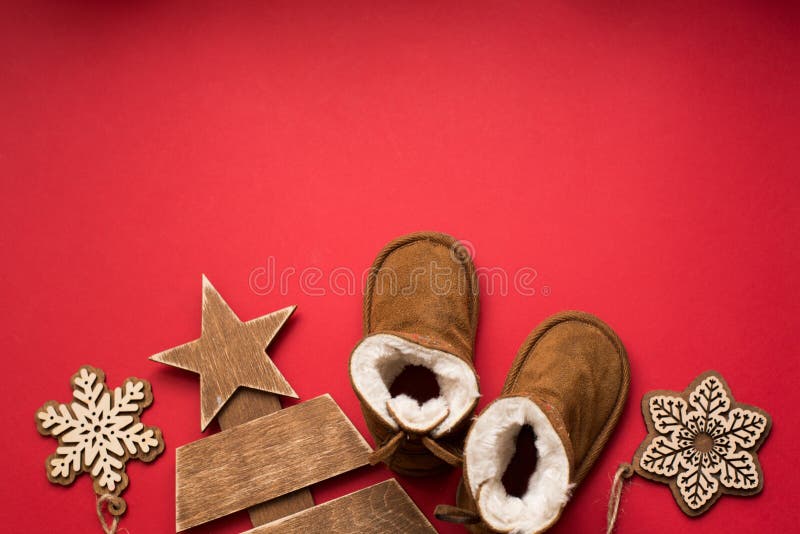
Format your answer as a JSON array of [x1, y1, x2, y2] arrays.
[[2, 2, 798, 533]]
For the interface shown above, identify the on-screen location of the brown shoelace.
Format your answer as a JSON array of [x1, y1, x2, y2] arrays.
[[434, 504, 481, 524], [434, 482, 488, 526], [368, 430, 464, 466]]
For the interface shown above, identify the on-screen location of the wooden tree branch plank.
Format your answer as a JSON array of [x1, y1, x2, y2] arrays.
[[243, 480, 438, 534], [217, 388, 314, 526], [176, 394, 370, 531]]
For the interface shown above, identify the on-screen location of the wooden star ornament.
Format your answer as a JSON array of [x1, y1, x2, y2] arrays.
[[151, 275, 297, 430]]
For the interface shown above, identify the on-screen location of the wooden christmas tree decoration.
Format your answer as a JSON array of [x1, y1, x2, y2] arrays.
[[150, 275, 315, 527], [35, 365, 165, 533], [152, 275, 429, 533], [243, 480, 438, 534]]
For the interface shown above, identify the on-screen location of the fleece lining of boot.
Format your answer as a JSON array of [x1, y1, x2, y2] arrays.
[[465, 396, 571, 533], [350, 333, 479, 437]]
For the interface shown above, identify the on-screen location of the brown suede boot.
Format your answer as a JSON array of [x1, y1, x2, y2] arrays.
[[436, 311, 630, 532], [349, 231, 480, 476]]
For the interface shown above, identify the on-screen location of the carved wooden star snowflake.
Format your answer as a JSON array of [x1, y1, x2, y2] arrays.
[[633, 371, 772, 516], [36, 366, 164, 512]]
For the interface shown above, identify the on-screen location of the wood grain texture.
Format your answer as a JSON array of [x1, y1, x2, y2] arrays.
[[175, 394, 371, 531], [150, 275, 298, 431], [243, 480, 438, 534], [217, 388, 314, 526]]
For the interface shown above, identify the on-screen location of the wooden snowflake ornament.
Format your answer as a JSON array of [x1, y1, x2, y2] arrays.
[[36, 366, 164, 518], [632, 370, 772, 516]]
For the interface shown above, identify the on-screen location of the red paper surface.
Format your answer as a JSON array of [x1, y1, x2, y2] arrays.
[[2, 2, 798, 533]]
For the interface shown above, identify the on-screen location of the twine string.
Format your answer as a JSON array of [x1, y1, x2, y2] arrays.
[[606, 462, 634, 534], [96, 494, 125, 534]]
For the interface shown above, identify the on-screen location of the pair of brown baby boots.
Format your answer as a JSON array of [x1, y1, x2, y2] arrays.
[[349, 232, 630, 533]]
